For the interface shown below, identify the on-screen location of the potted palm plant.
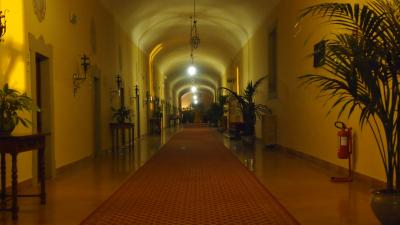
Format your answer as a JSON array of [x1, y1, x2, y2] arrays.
[[298, 1, 400, 224], [217, 95, 228, 132], [0, 83, 35, 136], [220, 76, 271, 145], [207, 103, 222, 127], [111, 106, 132, 123]]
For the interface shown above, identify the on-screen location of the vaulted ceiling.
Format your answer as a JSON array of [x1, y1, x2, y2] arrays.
[[100, 0, 278, 104]]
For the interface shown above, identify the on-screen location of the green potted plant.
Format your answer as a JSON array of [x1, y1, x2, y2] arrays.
[[207, 103, 222, 127], [152, 97, 163, 119], [0, 83, 35, 136], [220, 76, 271, 145], [111, 106, 132, 123], [217, 95, 228, 131], [298, 1, 400, 224]]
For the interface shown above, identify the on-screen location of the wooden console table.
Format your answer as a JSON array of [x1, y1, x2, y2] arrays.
[[0, 133, 48, 220], [110, 123, 134, 152], [149, 118, 161, 135]]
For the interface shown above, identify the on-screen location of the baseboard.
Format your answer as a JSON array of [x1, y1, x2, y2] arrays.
[[277, 145, 386, 189]]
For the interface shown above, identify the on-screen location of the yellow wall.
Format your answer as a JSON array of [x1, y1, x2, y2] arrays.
[[0, 0, 33, 184], [230, 0, 385, 182], [0, 0, 148, 184]]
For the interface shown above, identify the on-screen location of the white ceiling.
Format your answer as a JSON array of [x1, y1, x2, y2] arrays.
[[100, 0, 279, 100]]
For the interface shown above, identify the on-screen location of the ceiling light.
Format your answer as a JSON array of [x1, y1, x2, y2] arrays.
[[191, 86, 197, 93], [188, 0, 200, 73], [194, 100, 198, 105], [193, 95, 198, 100], [190, 0, 200, 50], [188, 65, 197, 76]]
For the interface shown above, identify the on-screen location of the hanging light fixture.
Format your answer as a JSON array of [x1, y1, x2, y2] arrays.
[[190, 0, 200, 50], [188, 65, 197, 76], [191, 86, 197, 93], [187, 0, 199, 77]]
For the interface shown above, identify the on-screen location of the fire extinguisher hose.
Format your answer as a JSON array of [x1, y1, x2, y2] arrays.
[[335, 121, 346, 129]]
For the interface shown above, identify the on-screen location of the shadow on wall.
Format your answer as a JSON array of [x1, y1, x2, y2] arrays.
[[0, 40, 24, 85]]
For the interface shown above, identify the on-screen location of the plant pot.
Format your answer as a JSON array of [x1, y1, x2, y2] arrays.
[[371, 190, 400, 225], [0, 130, 12, 137], [0, 120, 16, 136], [241, 135, 255, 146]]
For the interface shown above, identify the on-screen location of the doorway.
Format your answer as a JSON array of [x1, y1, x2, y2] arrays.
[[29, 34, 56, 181], [93, 66, 101, 156]]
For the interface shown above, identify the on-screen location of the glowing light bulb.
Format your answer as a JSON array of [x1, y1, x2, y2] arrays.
[[191, 86, 197, 93], [193, 95, 198, 100], [188, 65, 197, 76], [194, 100, 198, 105]]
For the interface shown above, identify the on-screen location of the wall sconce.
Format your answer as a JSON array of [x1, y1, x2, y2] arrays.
[[109, 75, 124, 103], [145, 91, 153, 104], [73, 54, 90, 96], [116, 74, 123, 92], [130, 84, 139, 102], [0, 10, 7, 41]]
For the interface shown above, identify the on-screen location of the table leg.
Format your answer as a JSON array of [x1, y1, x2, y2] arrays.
[[122, 128, 126, 148], [1, 153, 5, 203], [111, 128, 115, 152], [116, 129, 119, 152], [132, 127, 135, 151], [11, 153, 18, 220], [38, 147, 46, 204], [128, 128, 132, 152]]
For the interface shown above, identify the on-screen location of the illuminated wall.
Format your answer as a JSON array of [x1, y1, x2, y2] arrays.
[[0, 0, 148, 184], [181, 91, 213, 110], [230, 0, 384, 181]]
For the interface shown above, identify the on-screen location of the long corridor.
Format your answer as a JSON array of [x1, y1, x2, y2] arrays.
[[0, 127, 380, 225], [81, 128, 299, 225]]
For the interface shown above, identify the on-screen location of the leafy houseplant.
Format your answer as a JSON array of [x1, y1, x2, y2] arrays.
[[207, 95, 228, 129], [220, 76, 271, 142], [298, 1, 400, 224], [0, 83, 35, 136], [182, 110, 195, 123], [111, 106, 132, 123], [207, 103, 223, 127], [153, 97, 162, 119], [217, 95, 228, 131]]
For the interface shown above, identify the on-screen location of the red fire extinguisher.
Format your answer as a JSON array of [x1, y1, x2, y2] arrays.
[[335, 121, 352, 159], [332, 121, 353, 182]]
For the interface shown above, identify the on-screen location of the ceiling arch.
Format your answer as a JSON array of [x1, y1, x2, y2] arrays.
[[165, 63, 222, 88], [180, 90, 215, 109], [180, 89, 214, 101], [172, 79, 216, 98], [100, 0, 280, 103], [157, 44, 228, 81], [175, 84, 215, 106], [178, 87, 215, 108]]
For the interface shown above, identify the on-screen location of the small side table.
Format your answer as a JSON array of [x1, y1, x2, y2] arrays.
[[0, 133, 49, 220], [110, 123, 134, 152], [149, 118, 161, 135]]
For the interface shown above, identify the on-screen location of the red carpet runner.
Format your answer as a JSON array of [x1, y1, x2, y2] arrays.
[[81, 128, 300, 225]]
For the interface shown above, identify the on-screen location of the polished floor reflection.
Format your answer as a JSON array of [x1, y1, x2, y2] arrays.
[[0, 128, 180, 225], [224, 137, 381, 225], [0, 127, 381, 225]]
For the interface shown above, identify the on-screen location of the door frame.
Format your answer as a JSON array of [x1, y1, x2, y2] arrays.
[[28, 33, 56, 179]]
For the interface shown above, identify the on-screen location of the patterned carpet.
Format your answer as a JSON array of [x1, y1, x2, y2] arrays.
[[81, 128, 300, 225]]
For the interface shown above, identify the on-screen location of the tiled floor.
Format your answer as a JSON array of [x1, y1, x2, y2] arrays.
[[225, 138, 381, 225], [0, 127, 380, 224]]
